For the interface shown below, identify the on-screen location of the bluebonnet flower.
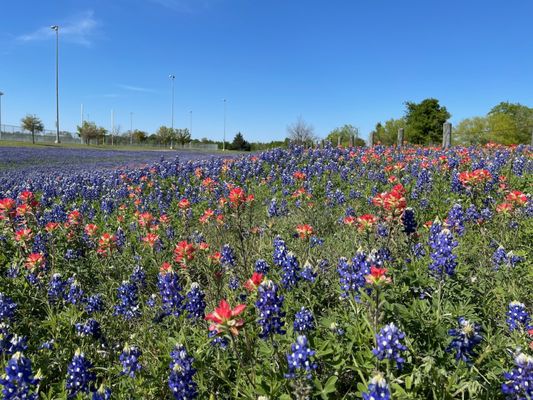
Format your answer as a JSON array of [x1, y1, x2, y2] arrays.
[[300, 264, 317, 283], [372, 323, 407, 369], [501, 353, 533, 399], [293, 307, 315, 333], [447, 317, 483, 363], [255, 280, 286, 339], [92, 385, 111, 400], [114, 281, 140, 320], [465, 204, 480, 222], [75, 319, 101, 339], [168, 344, 198, 399], [337, 251, 371, 300], [208, 330, 229, 349], [273, 237, 301, 289], [220, 244, 236, 268], [0, 324, 27, 356], [447, 204, 465, 236], [310, 236, 324, 248], [0, 293, 17, 322], [428, 224, 458, 278], [228, 275, 240, 290], [158, 270, 184, 318], [120, 344, 142, 378], [363, 373, 391, 400], [412, 242, 426, 259], [39, 339, 54, 350], [66, 350, 95, 398], [66, 277, 84, 305], [377, 224, 389, 238], [185, 283, 206, 320], [146, 294, 157, 308], [402, 208, 417, 235], [0, 352, 40, 400], [48, 273, 67, 303], [115, 227, 126, 249], [267, 198, 288, 217], [285, 335, 317, 379], [130, 266, 146, 288], [512, 155, 525, 177], [85, 294, 104, 315], [254, 259, 269, 275], [506, 301, 531, 332]]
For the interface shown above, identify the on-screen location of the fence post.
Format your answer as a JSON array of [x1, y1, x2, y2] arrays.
[[442, 122, 452, 149], [349, 135, 353, 147], [337, 136, 341, 147], [369, 131, 374, 146], [397, 128, 404, 148]]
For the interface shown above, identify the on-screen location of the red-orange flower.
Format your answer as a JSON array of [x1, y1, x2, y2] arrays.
[[458, 169, 492, 188], [357, 214, 378, 232], [68, 210, 82, 226], [84, 224, 98, 237], [199, 208, 215, 224], [205, 299, 246, 336], [365, 266, 392, 285], [496, 202, 514, 214], [15, 228, 33, 242], [178, 198, 190, 209], [174, 241, 196, 265], [296, 224, 314, 239], [343, 216, 356, 226], [244, 272, 264, 291], [506, 190, 527, 206], [25, 252, 45, 270], [293, 171, 306, 180], [143, 233, 160, 248], [45, 222, 60, 233]]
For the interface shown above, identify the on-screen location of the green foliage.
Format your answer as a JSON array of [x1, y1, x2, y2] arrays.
[[21, 114, 44, 144], [156, 125, 175, 145], [404, 99, 451, 144], [132, 129, 148, 143], [488, 102, 533, 144], [326, 124, 360, 146], [372, 118, 406, 146], [175, 128, 192, 146], [77, 121, 107, 145], [230, 132, 251, 151]]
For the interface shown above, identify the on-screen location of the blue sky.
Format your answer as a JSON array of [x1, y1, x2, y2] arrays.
[[1, 0, 532, 142]]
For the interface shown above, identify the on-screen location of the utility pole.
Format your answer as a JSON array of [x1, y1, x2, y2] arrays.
[[223, 98, 226, 151], [50, 25, 60, 143], [130, 112, 133, 145], [111, 109, 115, 146]]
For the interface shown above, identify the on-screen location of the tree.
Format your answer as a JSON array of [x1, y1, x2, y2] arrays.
[[287, 117, 316, 145], [326, 124, 360, 146], [404, 98, 450, 144], [454, 116, 490, 145], [230, 132, 251, 151], [371, 118, 406, 146], [21, 115, 44, 144], [77, 121, 107, 145], [132, 129, 148, 144], [156, 126, 175, 146], [175, 128, 192, 147], [488, 102, 533, 144]]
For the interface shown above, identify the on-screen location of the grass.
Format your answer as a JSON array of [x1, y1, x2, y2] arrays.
[[0, 140, 243, 154]]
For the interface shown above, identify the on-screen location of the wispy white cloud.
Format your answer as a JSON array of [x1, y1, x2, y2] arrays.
[[147, 0, 217, 13], [117, 84, 156, 93], [18, 10, 99, 46]]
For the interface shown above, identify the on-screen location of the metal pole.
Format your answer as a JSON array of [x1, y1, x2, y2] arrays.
[[130, 112, 133, 145], [169, 74, 175, 149], [0, 91, 3, 140], [80, 104, 84, 126], [223, 98, 226, 151], [190, 110, 192, 137], [111, 109, 114, 146], [51, 25, 60, 143]]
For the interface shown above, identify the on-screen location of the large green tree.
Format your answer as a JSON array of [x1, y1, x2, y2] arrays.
[[488, 102, 533, 144], [230, 132, 251, 151], [404, 98, 450, 144], [21, 114, 44, 144], [326, 124, 362, 146], [156, 126, 175, 146], [175, 128, 192, 147], [371, 118, 406, 145], [77, 121, 107, 145]]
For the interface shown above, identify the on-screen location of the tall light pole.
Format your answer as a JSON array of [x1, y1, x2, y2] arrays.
[[50, 25, 60, 143], [130, 112, 133, 145], [189, 110, 192, 137], [169, 74, 175, 149], [0, 91, 3, 140], [223, 98, 226, 151]]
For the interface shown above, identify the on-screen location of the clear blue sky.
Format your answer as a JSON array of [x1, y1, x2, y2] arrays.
[[1, 0, 532, 142]]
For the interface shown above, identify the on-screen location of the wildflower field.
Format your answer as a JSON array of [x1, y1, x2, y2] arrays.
[[0, 144, 532, 399]]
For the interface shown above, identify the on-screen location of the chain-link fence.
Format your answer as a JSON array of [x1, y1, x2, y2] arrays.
[[0, 124, 219, 150]]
